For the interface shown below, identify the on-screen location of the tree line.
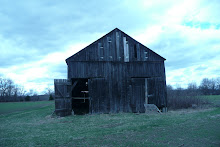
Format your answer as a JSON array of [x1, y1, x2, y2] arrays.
[[0, 77, 54, 102], [167, 77, 220, 95], [167, 77, 220, 110]]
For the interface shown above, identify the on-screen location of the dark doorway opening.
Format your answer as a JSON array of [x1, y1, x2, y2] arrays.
[[71, 78, 90, 115], [72, 99, 89, 115]]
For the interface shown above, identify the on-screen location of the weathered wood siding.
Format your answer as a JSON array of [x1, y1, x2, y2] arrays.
[[67, 61, 166, 113], [54, 79, 72, 116], [68, 61, 165, 78], [63, 28, 167, 114], [66, 29, 164, 63]]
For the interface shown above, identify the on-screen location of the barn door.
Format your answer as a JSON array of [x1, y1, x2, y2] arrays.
[[88, 78, 107, 114], [131, 78, 145, 113], [147, 77, 166, 108], [54, 79, 72, 117]]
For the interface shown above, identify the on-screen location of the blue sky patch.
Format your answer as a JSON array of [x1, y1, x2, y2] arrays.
[[183, 21, 212, 29]]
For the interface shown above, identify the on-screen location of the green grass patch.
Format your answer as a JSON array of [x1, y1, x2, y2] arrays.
[[0, 101, 53, 114], [0, 101, 219, 146], [199, 95, 220, 102]]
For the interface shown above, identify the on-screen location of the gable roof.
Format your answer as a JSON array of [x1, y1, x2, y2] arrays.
[[66, 28, 166, 63]]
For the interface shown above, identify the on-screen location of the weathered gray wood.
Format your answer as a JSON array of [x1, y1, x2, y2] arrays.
[[107, 37, 112, 61], [126, 43, 129, 62], [66, 28, 165, 63], [144, 51, 148, 61], [137, 43, 140, 61], [145, 78, 148, 105], [70, 80, 78, 93], [123, 37, 129, 62], [54, 79, 72, 116], [55, 28, 167, 116], [116, 31, 120, 61], [72, 97, 89, 99]]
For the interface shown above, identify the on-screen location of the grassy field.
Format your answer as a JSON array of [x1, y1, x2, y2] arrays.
[[200, 95, 220, 104], [0, 98, 220, 146], [0, 101, 53, 115]]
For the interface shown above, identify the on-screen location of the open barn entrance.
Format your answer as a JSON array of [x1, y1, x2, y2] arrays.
[[71, 78, 90, 115], [131, 77, 164, 113]]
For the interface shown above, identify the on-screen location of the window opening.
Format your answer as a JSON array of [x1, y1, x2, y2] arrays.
[[144, 51, 148, 60]]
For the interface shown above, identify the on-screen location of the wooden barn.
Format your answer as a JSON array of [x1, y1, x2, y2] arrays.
[[54, 28, 167, 116]]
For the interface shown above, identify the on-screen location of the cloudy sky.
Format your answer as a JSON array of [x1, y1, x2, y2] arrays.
[[0, 0, 220, 93]]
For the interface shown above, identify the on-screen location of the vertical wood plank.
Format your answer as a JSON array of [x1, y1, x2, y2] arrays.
[[126, 43, 129, 62], [116, 31, 120, 61], [123, 37, 129, 62], [98, 43, 101, 61], [145, 78, 148, 105], [123, 37, 126, 62], [137, 43, 140, 61], [107, 37, 112, 61]]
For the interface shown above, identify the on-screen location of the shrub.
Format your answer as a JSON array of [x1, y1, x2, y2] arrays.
[[167, 89, 207, 110], [49, 94, 54, 100], [25, 96, 30, 101], [168, 95, 200, 110]]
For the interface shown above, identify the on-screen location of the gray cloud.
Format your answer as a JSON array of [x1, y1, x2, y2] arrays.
[[195, 66, 207, 71], [1, 0, 161, 70]]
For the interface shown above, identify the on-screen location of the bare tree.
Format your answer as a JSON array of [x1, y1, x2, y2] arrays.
[[210, 78, 216, 94], [0, 77, 3, 97], [188, 82, 197, 90], [0, 78, 15, 101], [199, 78, 219, 95], [216, 77, 220, 94], [12, 84, 19, 101], [0, 77, 40, 102], [18, 86, 26, 97], [187, 82, 198, 96], [17, 86, 26, 101], [0, 78, 8, 97], [45, 86, 54, 95], [200, 78, 211, 95], [6, 79, 14, 97]]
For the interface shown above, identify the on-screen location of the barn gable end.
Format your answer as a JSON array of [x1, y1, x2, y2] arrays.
[[55, 28, 167, 117], [66, 28, 165, 63]]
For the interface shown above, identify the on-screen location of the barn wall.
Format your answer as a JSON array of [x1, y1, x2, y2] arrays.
[[67, 61, 166, 113], [63, 28, 167, 114], [68, 61, 164, 79]]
